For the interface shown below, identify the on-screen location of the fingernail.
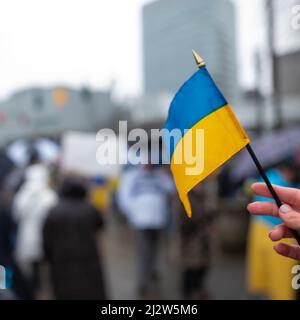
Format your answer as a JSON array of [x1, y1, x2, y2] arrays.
[[268, 231, 273, 238], [280, 204, 292, 214]]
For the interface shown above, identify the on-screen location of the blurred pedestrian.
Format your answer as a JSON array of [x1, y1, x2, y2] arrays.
[[118, 163, 175, 298], [179, 176, 218, 300], [13, 150, 57, 298], [246, 159, 300, 300], [43, 176, 107, 300], [0, 149, 31, 299], [0, 205, 15, 294]]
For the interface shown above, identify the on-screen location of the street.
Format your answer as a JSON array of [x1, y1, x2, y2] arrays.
[[103, 213, 247, 300]]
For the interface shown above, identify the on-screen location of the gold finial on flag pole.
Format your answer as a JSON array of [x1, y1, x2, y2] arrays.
[[192, 49, 206, 68]]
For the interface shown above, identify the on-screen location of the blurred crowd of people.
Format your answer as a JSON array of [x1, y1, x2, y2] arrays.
[[0, 148, 106, 300], [0, 138, 220, 300], [0, 134, 300, 300]]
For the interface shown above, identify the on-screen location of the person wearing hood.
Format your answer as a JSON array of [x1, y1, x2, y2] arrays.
[[13, 150, 57, 298], [42, 176, 107, 300]]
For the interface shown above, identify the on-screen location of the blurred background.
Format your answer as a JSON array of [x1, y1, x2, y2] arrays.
[[0, 0, 299, 300]]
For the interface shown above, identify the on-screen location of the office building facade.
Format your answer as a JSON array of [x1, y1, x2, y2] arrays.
[[143, 0, 238, 101]]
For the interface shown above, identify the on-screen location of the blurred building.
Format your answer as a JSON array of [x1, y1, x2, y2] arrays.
[[274, 0, 300, 124], [237, 0, 300, 131], [125, 93, 171, 126], [0, 87, 118, 146], [142, 0, 238, 102], [275, 0, 300, 55]]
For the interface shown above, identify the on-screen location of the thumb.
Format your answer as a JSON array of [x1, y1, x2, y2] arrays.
[[279, 204, 300, 232]]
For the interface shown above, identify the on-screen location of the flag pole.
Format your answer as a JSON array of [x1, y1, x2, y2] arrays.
[[192, 50, 300, 244]]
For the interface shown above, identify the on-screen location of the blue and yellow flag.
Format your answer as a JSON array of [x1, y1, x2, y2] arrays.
[[164, 66, 250, 217]]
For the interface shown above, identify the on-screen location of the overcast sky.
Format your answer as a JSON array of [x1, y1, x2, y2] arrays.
[[0, 0, 263, 101]]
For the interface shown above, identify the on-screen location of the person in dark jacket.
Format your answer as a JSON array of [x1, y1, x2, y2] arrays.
[[42, 176, 106, 300], [179, 176, 218, 300], [0, 166, 32, 300], [0, 206, 32, 299]]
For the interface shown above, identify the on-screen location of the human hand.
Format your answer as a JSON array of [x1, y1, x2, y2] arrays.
[[247, 182, 300, 260]]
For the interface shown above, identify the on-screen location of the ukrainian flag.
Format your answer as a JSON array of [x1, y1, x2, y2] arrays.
[[164, 66, 250, 217]]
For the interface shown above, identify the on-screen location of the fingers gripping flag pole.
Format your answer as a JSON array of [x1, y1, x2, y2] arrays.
[[163, 49, 300, 245], [245, 143, 300, 244]]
